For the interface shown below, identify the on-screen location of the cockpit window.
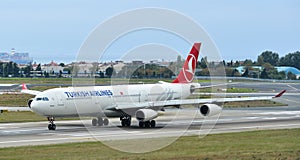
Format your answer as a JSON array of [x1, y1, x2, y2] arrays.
[[36, 97, 49, 101]]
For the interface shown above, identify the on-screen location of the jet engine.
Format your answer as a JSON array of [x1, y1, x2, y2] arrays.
[[28, 98, 34, 109], [199, 104, 222, 117], [135, 109, 158, 122]]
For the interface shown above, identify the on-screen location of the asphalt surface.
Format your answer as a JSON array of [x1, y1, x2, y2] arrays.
[[0, 82, 299, 149]]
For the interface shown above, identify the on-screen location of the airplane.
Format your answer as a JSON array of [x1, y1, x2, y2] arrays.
[[21, 43, 286, 130]]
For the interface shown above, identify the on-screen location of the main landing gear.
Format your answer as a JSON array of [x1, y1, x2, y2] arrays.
[[92, 117, 109, 126], [119, 115, 156, 128], [139, 120, 156, 128], [120, 116, 131, 127], [47, 117, 56, 130]]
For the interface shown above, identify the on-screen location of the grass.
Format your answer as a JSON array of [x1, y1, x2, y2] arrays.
[[199, 87, 257, 93], [0, 111, 81, 123], [0, 94, 34, 107], [0, 111, 45, 122], [0, 77, 211, 85], [225, 100, 287, 108], [0, 129, 299, 159]]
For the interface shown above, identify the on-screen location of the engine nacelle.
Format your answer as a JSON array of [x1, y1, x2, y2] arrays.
[[28, 98, 34, 109], [135, 109, 158, 122], [199, 104, 222, 117]]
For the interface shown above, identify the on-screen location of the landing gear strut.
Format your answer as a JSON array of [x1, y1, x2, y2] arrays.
[[120, 116, 131, 127], [47, 117, 56, 130], [139, 120, 156, 128], [92, 117, 109, 126]]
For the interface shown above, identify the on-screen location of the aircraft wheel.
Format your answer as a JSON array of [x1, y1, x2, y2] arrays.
[[139, 121, 145, 128], [121, 120, 126, 127], [92, 119, 97, 126], [103, 118, 109, 126], [48, 124, 52, 130], [126, 119, 131, 127], [52, 124, 56, 130], [150, 120, 156, 128], [98, 118, 103, 126], [145, 121, 151, 128], [48, 124, 56, 130]]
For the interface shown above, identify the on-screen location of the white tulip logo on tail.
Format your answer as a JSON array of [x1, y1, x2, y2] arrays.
[[183, 54, 196, 82], [172, 43, 201, 83]]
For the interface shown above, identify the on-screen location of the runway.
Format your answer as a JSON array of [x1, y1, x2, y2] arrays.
[[0, 107, 300, 148], [0, 82, 299, 148]]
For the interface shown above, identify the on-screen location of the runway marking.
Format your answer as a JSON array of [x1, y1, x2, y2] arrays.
[[244, 117, 260, 120], [286, 84, 299, 91], [281, 98, 300, 105], [58, 131, 141, 137], [255, 111, 300, 115], [0, 137, 89, 145]]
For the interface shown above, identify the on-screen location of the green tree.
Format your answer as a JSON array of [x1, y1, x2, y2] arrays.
[[23, 63, 33, 77], [199, 57, 207, 69], [243, 59, 253, 66], [259, 51, 279, 66], [260, 68, 268, 79], [279, 51, 300, 69], [105, 67, 114, 78], [257, 56, 264, 66], [99, 71, 105, 78], [36, 64, 42, 71], [262, 63, 274, 71], [59, 63, 65, 67], [59, 70, 63, 78], [287, 71, 296, 80]]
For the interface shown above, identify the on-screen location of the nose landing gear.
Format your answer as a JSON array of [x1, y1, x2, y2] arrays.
[[47, 117, 56, 130]]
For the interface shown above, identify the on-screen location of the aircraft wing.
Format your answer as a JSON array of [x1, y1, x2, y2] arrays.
[[108, 90, 286, 111], [21, 89, 41, 95], [195, 82, 238, 89], [20, 84, 41, 95]]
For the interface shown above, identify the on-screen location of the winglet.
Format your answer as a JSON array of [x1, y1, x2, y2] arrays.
[[274, 90, 286, 98], [22, 83, 28, 90]]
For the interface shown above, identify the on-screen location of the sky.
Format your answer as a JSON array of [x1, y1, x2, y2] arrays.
[[0, 0, 299, 64]]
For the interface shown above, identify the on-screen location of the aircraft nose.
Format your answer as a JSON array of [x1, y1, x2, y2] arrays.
[[30, 101, 42, 114]]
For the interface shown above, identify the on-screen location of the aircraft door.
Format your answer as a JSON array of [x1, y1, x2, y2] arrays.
[[56, 95, 64, 106]]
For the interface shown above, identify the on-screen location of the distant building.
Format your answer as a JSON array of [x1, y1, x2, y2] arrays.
[[0, 48, 32, 64], [42, 61, 64, 74]]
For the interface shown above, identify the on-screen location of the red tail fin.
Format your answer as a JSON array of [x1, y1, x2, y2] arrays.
[[22, 83, 28, 90], [172, 43, 201, 83]]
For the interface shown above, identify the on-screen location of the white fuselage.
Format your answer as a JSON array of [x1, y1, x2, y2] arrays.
[[30, 82, 199, 118]]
